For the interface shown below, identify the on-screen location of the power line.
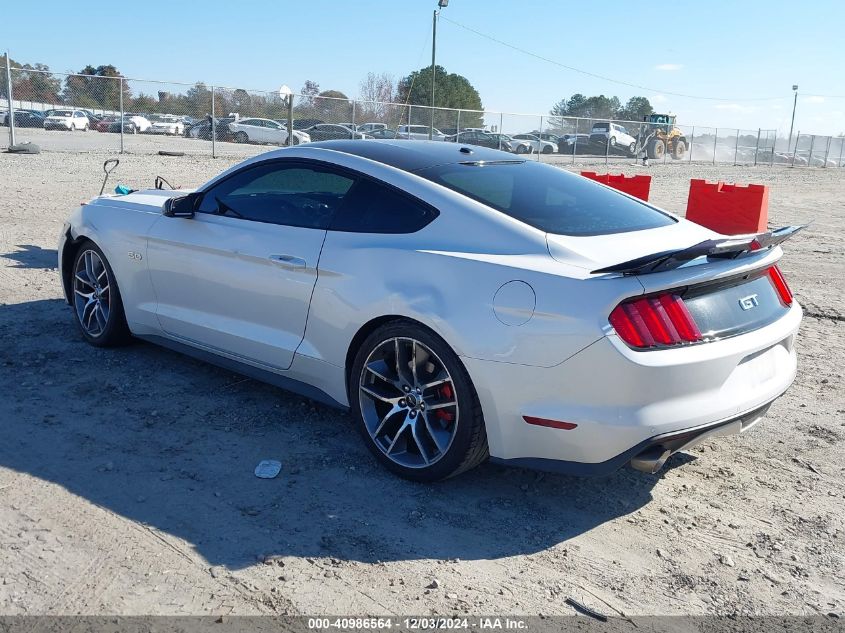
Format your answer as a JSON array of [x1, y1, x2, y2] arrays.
[[439, 16, 795, 103]]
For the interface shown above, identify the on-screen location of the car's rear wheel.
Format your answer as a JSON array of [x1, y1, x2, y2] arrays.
[[71, 241, 131, 347], [350, 321, 488, 482]]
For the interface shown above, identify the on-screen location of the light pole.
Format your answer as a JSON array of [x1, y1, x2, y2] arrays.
[[787, 84, 798, 154], [429, 0, 448, 140]]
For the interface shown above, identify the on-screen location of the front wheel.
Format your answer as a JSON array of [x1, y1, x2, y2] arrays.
[[71, 241, 131, 347], [515, 144, 529, 155], [350, 321, 488, 481], [235, 131, 248, 143]]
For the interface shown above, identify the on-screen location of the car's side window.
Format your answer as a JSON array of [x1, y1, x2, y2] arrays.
[[329, 178, 439, 234], [196, 161, 356, 229]]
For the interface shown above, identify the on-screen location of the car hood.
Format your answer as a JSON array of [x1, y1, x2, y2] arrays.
[[546, 217, 719, 271]]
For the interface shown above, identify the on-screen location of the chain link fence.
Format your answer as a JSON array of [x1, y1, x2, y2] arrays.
[[2, 66, 842, 168]]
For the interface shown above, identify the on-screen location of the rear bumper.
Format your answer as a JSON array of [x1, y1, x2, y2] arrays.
[[491, 401, 773, 477], [465, 301, 801, 475]]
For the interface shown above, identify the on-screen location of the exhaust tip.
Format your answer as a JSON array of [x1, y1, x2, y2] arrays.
[[630, 447, 672, 474]]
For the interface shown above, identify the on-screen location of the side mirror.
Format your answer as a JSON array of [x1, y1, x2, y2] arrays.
[[163, 193, 198, 218]]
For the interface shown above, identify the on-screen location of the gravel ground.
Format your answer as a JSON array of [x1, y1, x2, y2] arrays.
[[0, 147, 842, 618]]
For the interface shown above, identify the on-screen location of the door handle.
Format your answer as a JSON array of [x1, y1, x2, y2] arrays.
[[268, 254, 307, 270]]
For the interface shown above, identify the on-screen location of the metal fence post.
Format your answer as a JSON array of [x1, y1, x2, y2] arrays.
[[351, 99, 356, 133], [456, 109, 460, 140], [713, 128, 718, 165], [838, 137, 844, 168], [5, 52, 15, 147], [286, 95, 293, 146], [119, 76, 124, 154], [604, 118, 610, 166], [498, 112, 503, 149], [211, 85, 216, 158], [753, 128, 761, 166], [806, 135, 815, 167], [537, 115, 543, 162], [770, 131, 776, 167], [733, 129, 740, 165], [791, 132, 799, 167], [823, 135, 831, 167], [571, 118, 579, 164], [689, 126, 695, 163]]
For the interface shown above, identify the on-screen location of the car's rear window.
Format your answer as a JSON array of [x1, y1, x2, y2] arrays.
[[415, 161, 676, 236]]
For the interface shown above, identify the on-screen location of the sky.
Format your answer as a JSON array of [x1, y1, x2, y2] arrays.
[[3, 0, 844, 135]]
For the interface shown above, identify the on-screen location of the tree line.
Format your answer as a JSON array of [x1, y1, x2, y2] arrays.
[[550, 94, 656, 123], [2, 56, 486, 128]]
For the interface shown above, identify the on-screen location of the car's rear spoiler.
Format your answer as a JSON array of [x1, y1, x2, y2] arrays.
[[591, 225, 806, 275]]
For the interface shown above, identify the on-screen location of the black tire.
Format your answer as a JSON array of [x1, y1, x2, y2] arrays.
[[609, 135, 616, 148], [349, 320, 488, 482], [628, 142, 636, 155], [235, 131, 248, 144], [516, 144, 529, 155], [70, 240, 131, 347], [671, 139, 686, 160], [542, 144, 553, 154], [648, 139, 665, 160]]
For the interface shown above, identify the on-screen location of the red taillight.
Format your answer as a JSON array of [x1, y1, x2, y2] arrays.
[[768, 265, 793, 306], [609, 293, 702, 349]]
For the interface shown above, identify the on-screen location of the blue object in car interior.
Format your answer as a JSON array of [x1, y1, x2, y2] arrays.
[[114, 184, 134, 195]]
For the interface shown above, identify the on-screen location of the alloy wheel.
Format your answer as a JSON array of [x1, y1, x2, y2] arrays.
[[73, 249, 111, 337], [358, 337, 459, 469]]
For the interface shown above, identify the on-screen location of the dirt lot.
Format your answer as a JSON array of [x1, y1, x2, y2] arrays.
[[0, 148, 842, 618]]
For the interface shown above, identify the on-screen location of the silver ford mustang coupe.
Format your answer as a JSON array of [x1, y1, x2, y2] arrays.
[[58, 141, 802, 481]]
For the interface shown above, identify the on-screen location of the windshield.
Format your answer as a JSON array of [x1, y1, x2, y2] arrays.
[[416, 161, 676, 236], [53, 110, 73, 117]]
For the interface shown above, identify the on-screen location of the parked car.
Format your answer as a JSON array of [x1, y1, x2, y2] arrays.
[[3, 110, 45, 128], [148, 115, 185, 136], [487, 133, 532, 154], [511, 133, 556, 154], [445, 130, 502, 149], [589, 122, 637, 155], [185, 118, 235, 141], [397, 125, 447, 141], [107, 116, 138, 134], [293, 118, 324, 130], [95, 115, 120, 132], [58, 140, 802, 482], [229, 117, 310, 145], [44, 109, 90, 131], [124, 114, 152, 133], [557, 133, 592, 154], [303, 123, 369, 141], [367, 128, 403, 139], [357, 123, 387, 133]]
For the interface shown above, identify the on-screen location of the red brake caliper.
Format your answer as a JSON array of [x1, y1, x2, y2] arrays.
[[436, 384, 454, 424]]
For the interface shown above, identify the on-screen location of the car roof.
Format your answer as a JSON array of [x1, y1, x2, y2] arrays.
[[306, 140, 516, 172]]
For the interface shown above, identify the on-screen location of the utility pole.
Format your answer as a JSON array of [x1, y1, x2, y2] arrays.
[[429, 0, 448, 140], [787, 84, 798, 154]]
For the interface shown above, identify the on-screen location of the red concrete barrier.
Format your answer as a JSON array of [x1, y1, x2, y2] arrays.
[[685, 179, 769, 235], [580, 172, 651, 201]]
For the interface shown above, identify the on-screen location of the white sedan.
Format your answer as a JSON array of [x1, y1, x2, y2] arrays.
[[229, 117, 310, 145], [148, 116, 185, 136], [58, 140, 802, 481]]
